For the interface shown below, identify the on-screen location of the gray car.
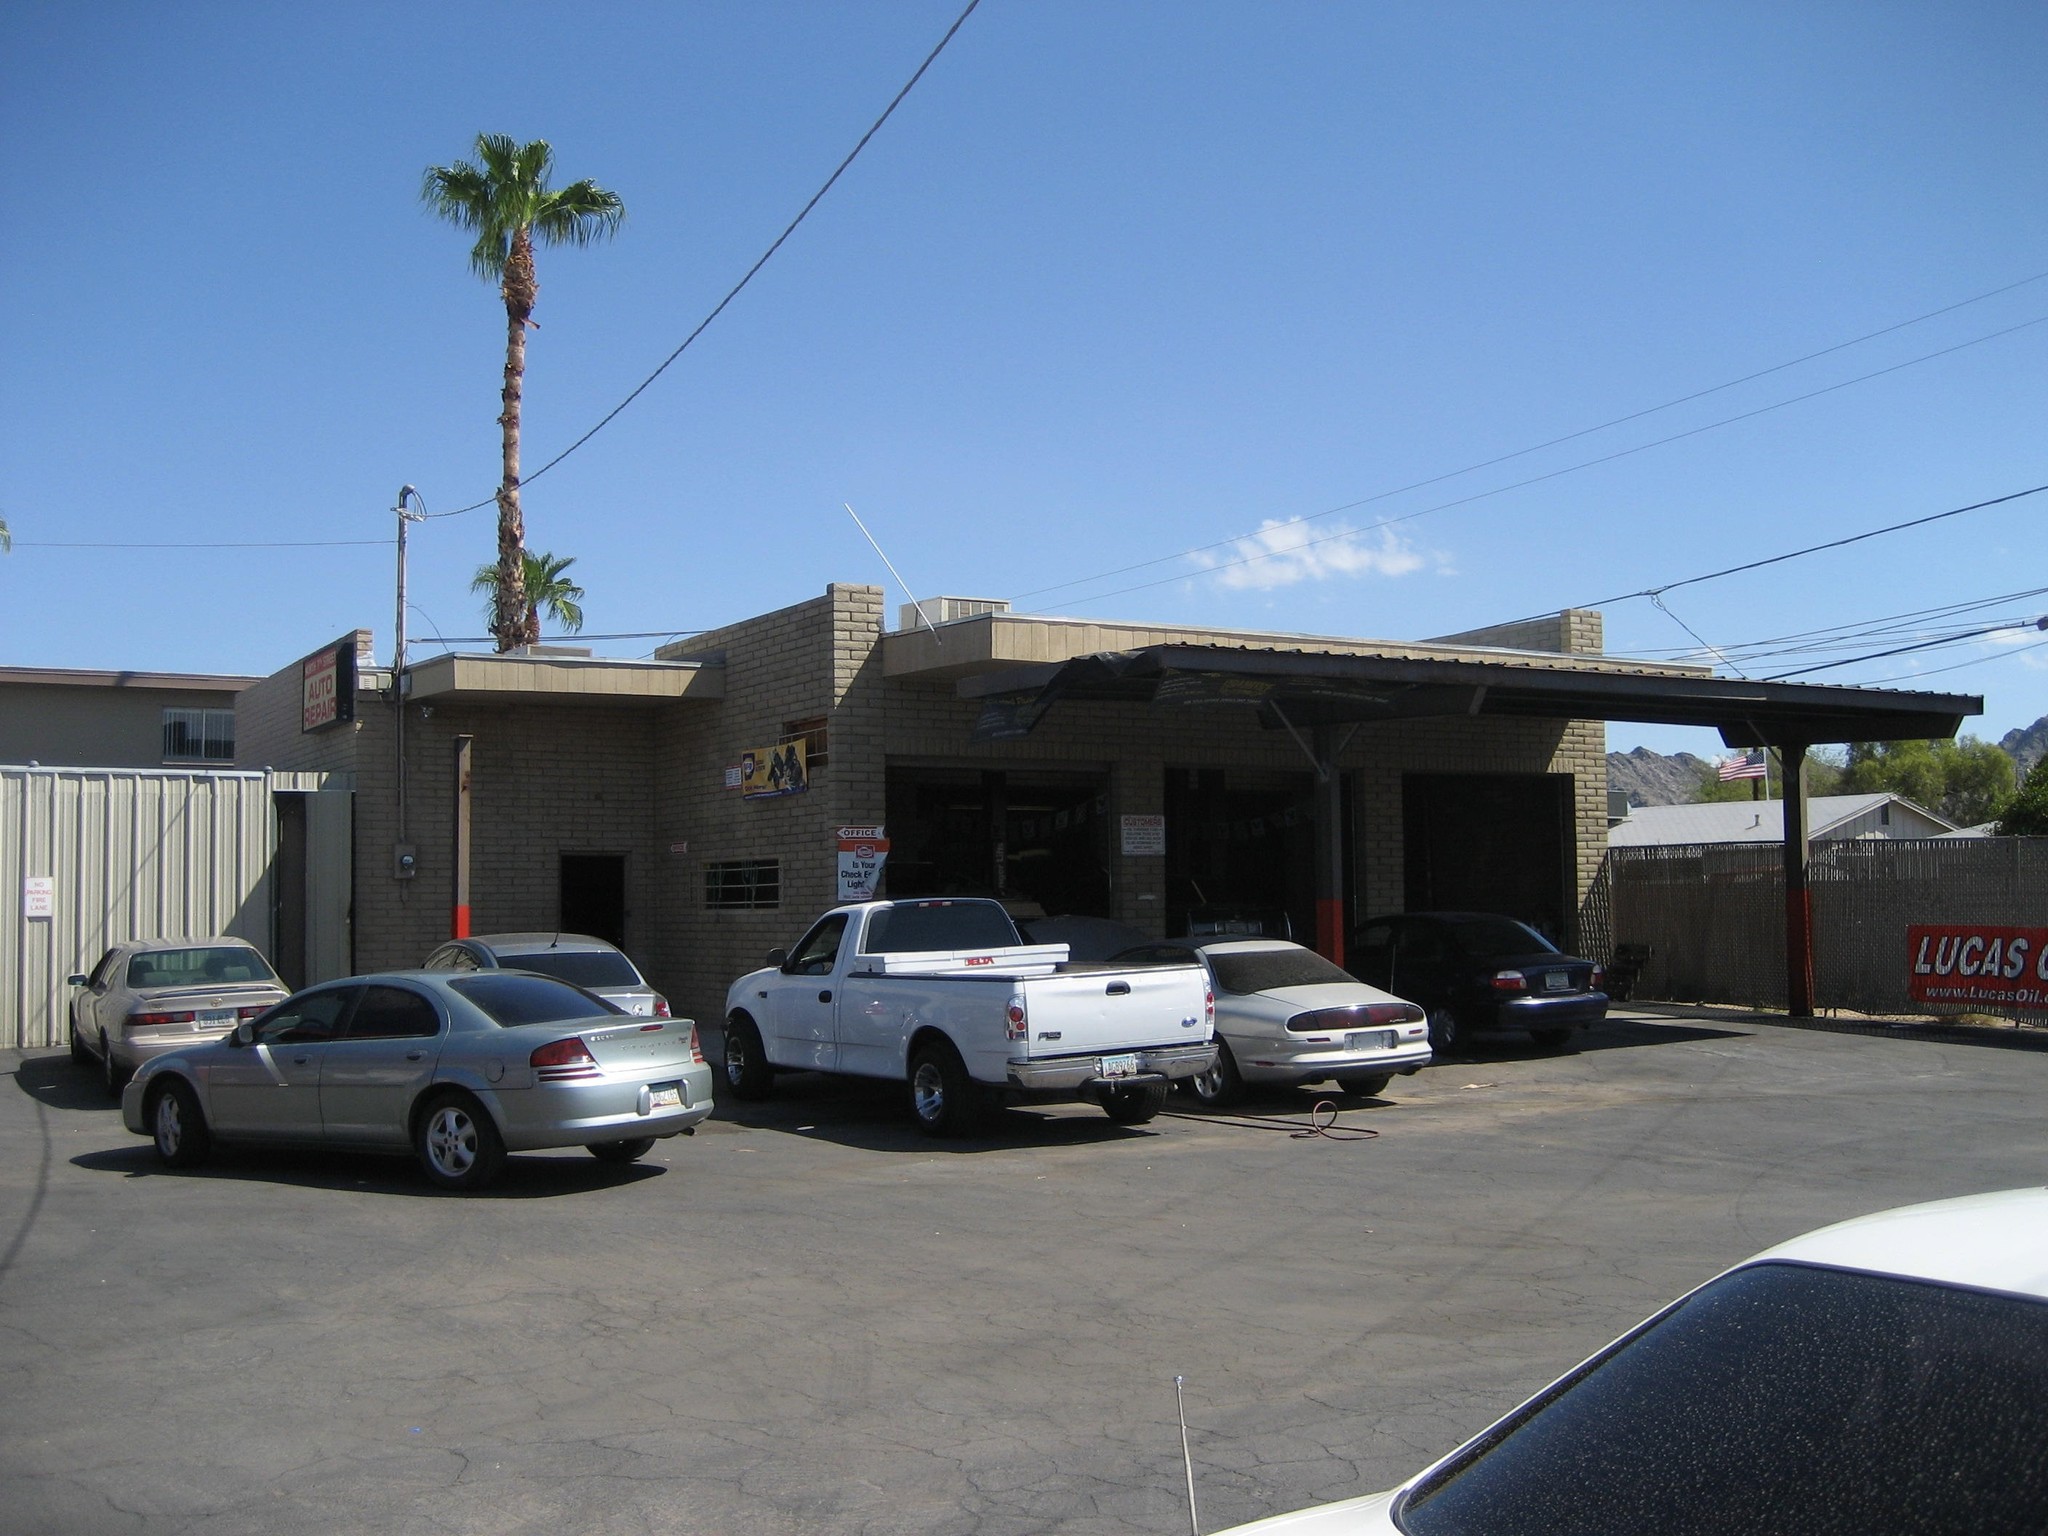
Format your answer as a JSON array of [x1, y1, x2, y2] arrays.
[[120, 970, 714, 1191], [68, 938, 289, 1096], [423, 933, 669, 1018]]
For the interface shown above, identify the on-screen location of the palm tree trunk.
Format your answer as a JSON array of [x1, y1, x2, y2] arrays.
[[494, 229, 538, 653]]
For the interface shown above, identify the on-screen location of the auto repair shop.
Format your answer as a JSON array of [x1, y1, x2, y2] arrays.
[[231, 583, 1977, 1028]]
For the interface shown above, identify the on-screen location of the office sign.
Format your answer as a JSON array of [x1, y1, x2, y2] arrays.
[[836, 825, 889, 902]]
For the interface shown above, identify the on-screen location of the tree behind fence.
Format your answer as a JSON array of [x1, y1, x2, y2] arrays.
[[1579, 837, 2048, 1016]]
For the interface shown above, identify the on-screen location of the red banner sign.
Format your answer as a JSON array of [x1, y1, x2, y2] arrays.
[[1907, 924, 2048, 1012]]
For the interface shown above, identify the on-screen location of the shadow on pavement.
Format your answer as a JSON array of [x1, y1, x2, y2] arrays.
[[1626, 1003, 2048, 1054], [710, 1071, 1161, 1153], [10, 1052, 118, 1113], [70, 1142, 667, 1199]]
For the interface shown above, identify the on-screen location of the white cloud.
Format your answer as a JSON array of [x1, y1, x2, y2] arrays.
[[1195, 518, 1426, 591]]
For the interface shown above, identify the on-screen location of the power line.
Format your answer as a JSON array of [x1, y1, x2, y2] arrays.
[[14, 538, 390, 550], [427, 0, 984, 522], [1860, 635, 2048, 686], [1762, 615, 2048, 680], [1010, 275, 2048, 607], [1016, 318, 2048, 617]]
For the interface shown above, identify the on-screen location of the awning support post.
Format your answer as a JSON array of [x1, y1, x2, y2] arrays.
[[1312, 725, 1345, 967], [1780, 743, 1814, 1017]]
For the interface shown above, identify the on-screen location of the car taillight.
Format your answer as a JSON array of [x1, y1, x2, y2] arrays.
[[1491, 970, 1528, 993], [1204, 983, 1215, 1029], [1360, 1002, 1420, 1025], [1591, 965, 1605, 990], [530, 1037, 600, 1080], [687, 1023, 705, 1064], [1006, 994, 1027, 1042], [235, 1004, 267, 1020], [128, 1009, 197, 1027], [653, 994, 672, 1018]]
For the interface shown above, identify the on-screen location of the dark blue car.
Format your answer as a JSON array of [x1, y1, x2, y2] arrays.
[[1347, 912, 1607, 1054]]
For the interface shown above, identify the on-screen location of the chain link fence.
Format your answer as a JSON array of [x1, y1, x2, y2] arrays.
[[1579, 836, 2048, 1016]]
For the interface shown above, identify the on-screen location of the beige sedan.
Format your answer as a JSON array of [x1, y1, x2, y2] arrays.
[[67, 938, 288, 1095]]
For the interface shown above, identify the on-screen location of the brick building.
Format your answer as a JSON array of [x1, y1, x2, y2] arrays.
[[231, 584, 1973, 1027]]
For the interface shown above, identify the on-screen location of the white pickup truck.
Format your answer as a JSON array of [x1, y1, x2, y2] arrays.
[[721, 898, 1215, 1135]]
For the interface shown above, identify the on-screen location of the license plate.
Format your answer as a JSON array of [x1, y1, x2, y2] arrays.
[[1544, 972, 1570, 992], [649, 1083, 682, 1110], [1099, 1053, 1140, 1078], [1344, 1030, 1394, 1051], [197, 1009, 235, 1027]]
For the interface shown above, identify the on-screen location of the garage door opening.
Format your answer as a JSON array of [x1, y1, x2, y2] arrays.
[[1403, 772, 1573, 946], [560, 853, 628, 949]]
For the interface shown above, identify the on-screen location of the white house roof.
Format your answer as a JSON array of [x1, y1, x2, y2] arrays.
[[1609, 793, 1958, 846]]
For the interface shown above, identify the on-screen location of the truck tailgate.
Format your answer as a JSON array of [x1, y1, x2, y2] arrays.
[[1013, 964, 1208, 1058]]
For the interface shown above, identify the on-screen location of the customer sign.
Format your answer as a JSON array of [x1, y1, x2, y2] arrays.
[[1907, 923, 2048, 1012]]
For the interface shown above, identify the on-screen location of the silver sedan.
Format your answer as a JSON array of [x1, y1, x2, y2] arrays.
[[120, 970, 715, 1191], [68, 938, 289, 1096], [1114, 938, 1433, 1106]]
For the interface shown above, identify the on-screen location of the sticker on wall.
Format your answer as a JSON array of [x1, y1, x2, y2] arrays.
[[741, 738, 809, 799], [837, 826, 890, 902], [1120, 814, 1166, 857]]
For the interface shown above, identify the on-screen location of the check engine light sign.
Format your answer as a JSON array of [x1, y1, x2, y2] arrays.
[[1907, 923, 2048, 1012]]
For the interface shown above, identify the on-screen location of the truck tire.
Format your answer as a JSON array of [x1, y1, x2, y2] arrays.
[[722, 1014, 774, 1101], [908, 1039, 983, 1137], [1101, 1081, 1168, 1126]]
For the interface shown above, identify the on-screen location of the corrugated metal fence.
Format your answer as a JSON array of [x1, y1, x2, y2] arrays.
[[3, 767, 277, 1049], [1580, 836, 2048, 1015]]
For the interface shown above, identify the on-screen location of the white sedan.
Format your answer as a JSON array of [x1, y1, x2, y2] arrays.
[[1112, 938, 1431, 1105], [1211, 1186, 2048, 1534]]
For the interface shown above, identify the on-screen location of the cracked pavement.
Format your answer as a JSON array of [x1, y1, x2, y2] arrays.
[[2, 1009, 2044, 1534]]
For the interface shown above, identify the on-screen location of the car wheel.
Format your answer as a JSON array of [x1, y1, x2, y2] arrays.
[[1101, 1081, 1169, 1126], [1336, 1072, 1394, 1098], [588, 1137, 656, 1164], [1188, 1039, 1244, 1107], [149, 1078, 211, 1168], [414, 1092, 507, 1192], [69, 1020, 91, 1067], [908, 1039, 982, 1137], [1530, 1026, 1574, 1050], [100, 1031, 127, 1098], [1426, 1007, 1461, 1056], [721, 1014, 774, 1101]]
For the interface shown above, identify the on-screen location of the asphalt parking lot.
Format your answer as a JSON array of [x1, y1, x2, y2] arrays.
[[3, 1008, 2045, 1536]]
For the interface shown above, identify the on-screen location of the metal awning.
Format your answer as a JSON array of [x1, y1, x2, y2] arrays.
[[959, 644, 1979, 747]]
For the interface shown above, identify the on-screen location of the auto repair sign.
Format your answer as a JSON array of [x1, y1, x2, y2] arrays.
[[1908, 924, 2048, 1012]]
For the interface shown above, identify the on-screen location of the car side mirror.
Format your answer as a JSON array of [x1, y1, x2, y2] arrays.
[[66, 973, 87, 987], [232, 1020, 256, 1047], [766, 948, 789, 969]]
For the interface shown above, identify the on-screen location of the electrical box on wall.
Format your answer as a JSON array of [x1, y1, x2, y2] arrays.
[[393, 843, 417, 879]]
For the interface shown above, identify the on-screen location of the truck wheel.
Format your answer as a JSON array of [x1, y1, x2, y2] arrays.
[[1188, 1040, 1243, 1107], [722, 1014, 774, 1101], [1101, 1082, 1168, 1126], [1336, 1072, 1393, 1098], [908, 1040, 982, 1137]]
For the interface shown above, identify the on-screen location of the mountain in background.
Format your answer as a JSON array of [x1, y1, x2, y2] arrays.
[[1606, 747, 1717, 807], [2002, 717, 2048, 776], [1610, 711, 2047, 807]]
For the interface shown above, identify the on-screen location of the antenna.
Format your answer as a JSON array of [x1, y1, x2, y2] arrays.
[[845, 502, 941, 644], [1175, 1375, 1201, 1536]]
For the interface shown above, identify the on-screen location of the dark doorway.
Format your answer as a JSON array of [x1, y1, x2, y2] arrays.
[[885, 766, 1112, 916], [1165, 767, 1319, 940], [271, 792, 308, 989], [560, 854, 628, 948], [1403, 773, 1574, 945]]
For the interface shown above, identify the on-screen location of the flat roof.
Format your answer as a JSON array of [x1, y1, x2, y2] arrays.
[[0, 665, 257, 692], [402, 651, 724, 705]]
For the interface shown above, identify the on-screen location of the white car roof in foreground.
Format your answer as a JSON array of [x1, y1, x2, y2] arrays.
[[1752, 1186, 2048, 1301]]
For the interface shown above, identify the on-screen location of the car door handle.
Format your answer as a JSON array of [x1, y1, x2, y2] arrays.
[[818, 990, 833, 1004], [405, 1050, 426, 1061], [1105, 981, 1131, 996], [291, 1055, 311, 1065]]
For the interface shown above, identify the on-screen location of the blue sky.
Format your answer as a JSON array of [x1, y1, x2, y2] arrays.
[[3, 2, 2045, 758]]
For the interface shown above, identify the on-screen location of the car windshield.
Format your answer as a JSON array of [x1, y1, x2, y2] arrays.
[[127, 946, 278, 988], [862, 900, 1022, 954], [498, 949, 642, 989], [1397, 1261, 2048, 1536], [448, 974, 626, 1026], [1446, 917, 1557, 960], [1207, 947, 1355, 994]]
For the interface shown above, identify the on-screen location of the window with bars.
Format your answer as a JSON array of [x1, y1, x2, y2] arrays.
[[781, 718, 827, 769], [705, 859, 781, 910], [163, 708, 235, 763]]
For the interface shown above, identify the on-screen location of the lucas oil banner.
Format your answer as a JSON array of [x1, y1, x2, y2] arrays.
[[1907, 924, 2048, 1012]]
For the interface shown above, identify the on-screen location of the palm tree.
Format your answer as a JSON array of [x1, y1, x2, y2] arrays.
[[471, 550, 586, 646], [421, 135, 623, 652]]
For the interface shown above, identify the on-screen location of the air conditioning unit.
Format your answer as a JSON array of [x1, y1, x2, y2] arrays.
[[898, 596, 1011, 632]]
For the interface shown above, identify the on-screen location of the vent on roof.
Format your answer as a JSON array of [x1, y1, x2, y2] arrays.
[[898, 596, 1010, 632]]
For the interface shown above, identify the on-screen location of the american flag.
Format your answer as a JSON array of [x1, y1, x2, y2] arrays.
[[1718, 750, 1768, 782]]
